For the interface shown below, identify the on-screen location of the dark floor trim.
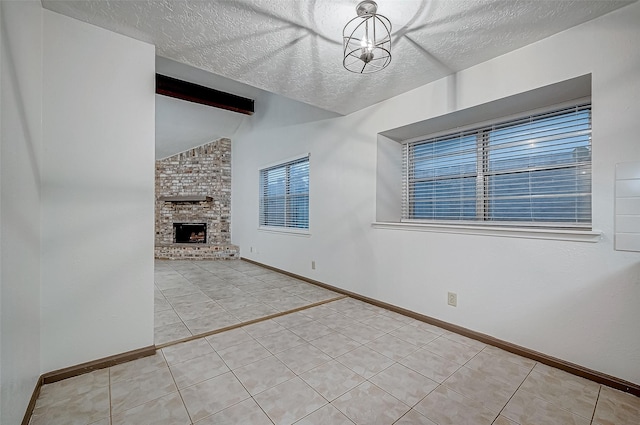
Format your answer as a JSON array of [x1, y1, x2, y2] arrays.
[[21, 376, 44, 425], [41, 345, 156, 385], [241, 257, 640, 398], [155, 295, 346, 349]]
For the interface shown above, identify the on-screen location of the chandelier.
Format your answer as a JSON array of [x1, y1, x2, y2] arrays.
[[343, 0, 392, 74]]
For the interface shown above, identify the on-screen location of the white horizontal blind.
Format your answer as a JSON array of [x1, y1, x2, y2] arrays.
[[403, 103, 592, 227], [259, 156, 309, 229]]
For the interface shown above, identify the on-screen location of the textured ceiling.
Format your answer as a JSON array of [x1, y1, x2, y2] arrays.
[[42, 0, 632, 115]]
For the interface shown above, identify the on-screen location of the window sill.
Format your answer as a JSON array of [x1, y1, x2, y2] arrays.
[[371, 221, 602, 243], [258, 226, 311, 237]]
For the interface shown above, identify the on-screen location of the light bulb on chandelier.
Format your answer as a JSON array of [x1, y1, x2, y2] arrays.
[[360, 34, 374, 63]]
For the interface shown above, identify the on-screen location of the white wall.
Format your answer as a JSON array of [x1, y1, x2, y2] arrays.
[[41, 10, 155, 372], [0, 1, 43, 423], [233, 3, 640, 385]]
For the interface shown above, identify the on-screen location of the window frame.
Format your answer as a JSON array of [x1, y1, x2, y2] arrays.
[[402, 102, 592, 230], [258, 154, 310, 233]]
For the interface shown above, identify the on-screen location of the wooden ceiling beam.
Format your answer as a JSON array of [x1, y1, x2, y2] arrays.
[[156, 74, 254, 115]]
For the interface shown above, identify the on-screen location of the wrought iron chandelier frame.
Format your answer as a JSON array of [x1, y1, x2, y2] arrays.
[[343, 0, 392, 74]]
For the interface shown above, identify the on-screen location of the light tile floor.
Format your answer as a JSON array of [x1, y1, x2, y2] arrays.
[[154, 260, 343, 346], [31, 261, 640, 425]]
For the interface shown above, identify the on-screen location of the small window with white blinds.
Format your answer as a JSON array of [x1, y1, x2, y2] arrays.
[[259, 156, 309, 230], [402, 103, 592, 228]]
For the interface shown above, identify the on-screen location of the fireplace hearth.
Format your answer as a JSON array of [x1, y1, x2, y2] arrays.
[[156, 140, 238, 259], [174, 223, 206, 244]]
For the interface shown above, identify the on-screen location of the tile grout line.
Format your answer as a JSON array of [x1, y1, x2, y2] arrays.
[[454, 344, 518, 405], [494, 361, 537, 425], [161, 349, 194, 425], [108, 366, 113, 424], [400, 341, 501, 424], [155, 295, 347, 349], [250, 396, 276, 425], [234, 308, 370, 423], [207, 330, 278, 425], [204, 287, 459, 419], [590, 386, 602, 425], [309, 316, 430, 422], [110, 351, 193, 423], [516, 367, 604, 423]]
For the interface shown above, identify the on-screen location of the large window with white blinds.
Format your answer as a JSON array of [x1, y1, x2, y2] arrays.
[[259, 156, 309, 229], [402, 103, 592, 227]]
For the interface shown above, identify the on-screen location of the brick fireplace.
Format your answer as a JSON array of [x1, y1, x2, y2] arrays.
[[154, 138, 238, 260]]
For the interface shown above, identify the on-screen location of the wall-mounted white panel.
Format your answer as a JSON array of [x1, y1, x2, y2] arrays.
[[616, 197, 640, 215], [615, 161, 640, 180], [615, 179, 640, 198], [615, 215, 640, 233], [614, 233, 640, 252], [615, 161, 640, 252]]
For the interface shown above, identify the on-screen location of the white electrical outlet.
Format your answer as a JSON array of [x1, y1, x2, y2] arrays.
[[448, 292, 457, 307], [311, 261, 316, 270]]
